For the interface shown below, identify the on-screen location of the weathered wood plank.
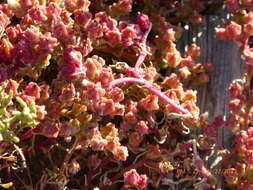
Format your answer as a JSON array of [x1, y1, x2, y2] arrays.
[[177, 9, 243, 129], [177, 9, 244, 189]]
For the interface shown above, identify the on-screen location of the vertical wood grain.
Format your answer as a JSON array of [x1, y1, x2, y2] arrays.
[[176, 8, 244, 189], [177, 8, 244, 135]]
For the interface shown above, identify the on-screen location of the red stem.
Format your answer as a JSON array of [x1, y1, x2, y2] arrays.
[[110, 77, 145, 86], [135, 23, 152, 70], [135, 51, 147, 70], [111, 75, 188, 113], [19, 128, 35, 141], [146, 86, 188, 114]]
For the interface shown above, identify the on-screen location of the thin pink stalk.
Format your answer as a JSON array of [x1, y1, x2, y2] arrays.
[[123, 67, 140, 78], [141, 23, 152, 44], [146, 86, 188, 114], [134, 23, 152, 70], [135, 51, 147, 70], [111, 76, 188, 114], [110, 77, 145, 86]]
